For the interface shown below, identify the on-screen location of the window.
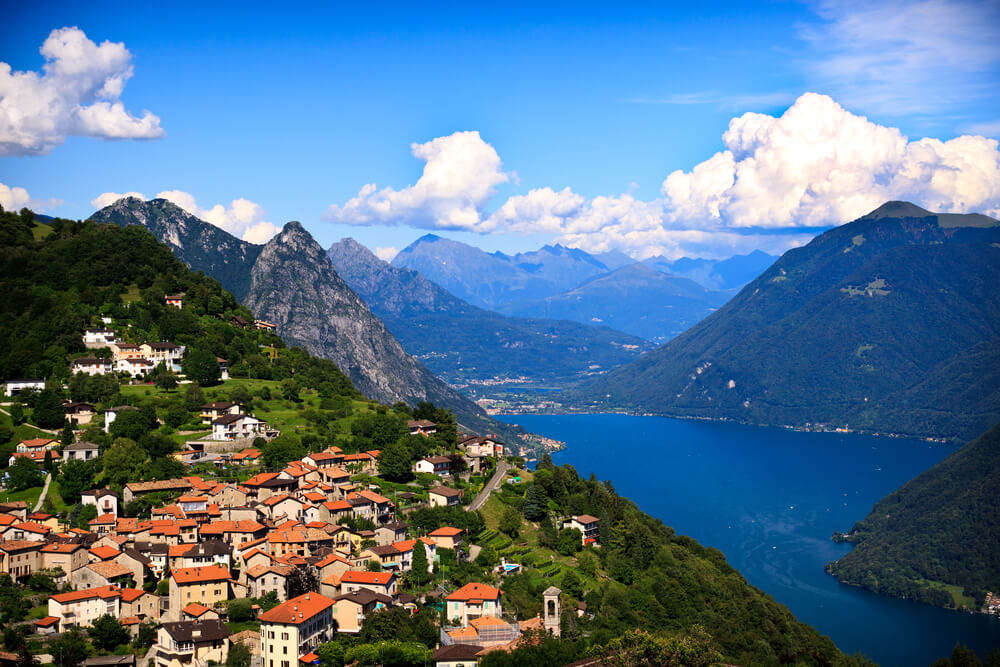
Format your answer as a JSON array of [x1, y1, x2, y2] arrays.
[[281, 633, 288, 640]]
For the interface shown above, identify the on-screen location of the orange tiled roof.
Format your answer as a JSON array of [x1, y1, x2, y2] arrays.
[[172, 565, 231, 584], [89, 545, 121, 560], [50, 585, 122, 604], [446, 582, 502, 602], [258, 592, 335, 625], [340, 570, 393, 585], [428, 526, 464, 537]]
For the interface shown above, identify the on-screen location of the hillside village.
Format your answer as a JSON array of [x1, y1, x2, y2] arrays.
[[0, 316, 603, 667]]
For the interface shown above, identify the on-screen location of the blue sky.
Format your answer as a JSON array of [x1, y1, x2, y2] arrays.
[[2, 0, 999, 259]]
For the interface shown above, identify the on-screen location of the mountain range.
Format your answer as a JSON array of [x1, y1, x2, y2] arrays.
[[327, 239, 652, 385], [391, 235, 635, 310], [498, 262, 729, 342], [644, 249, 778, 292], [89, 198, 509, 439], [570, 202, 1000, 441]]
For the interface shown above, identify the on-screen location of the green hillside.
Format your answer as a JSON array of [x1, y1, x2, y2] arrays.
[[826, 421, 1000, 610]]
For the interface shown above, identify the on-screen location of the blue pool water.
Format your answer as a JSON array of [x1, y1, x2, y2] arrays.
[[498, 413, 1000, 666]]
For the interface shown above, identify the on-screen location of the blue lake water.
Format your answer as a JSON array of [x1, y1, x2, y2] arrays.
[[498, 413, 1000, 666]]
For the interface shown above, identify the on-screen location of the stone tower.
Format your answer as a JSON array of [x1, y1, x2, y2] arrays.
[[542, 586, 561, 636]]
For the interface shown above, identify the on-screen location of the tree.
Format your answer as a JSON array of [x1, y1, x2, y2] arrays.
[[144, 456, 186, 480], [523, 483, 547, 521], [59, 423, 74, 446], [538, 515, 558, 549], [8, 456, 43, 491], [152, 363, 177, 391], [140, 433, 177, 459], [8, 402, 24, 425], [377, 440, 412, 481], [75, 504, 98, 529], [31, 389, 65, 429], [557, 529, 582, 556], [182, 348, 221, 386], [109, 408, 155, 441], [280, 379, 300, 402], [577, 551, 597, 578], [316, 641, 346, 667], [226, 641, 252, 667], [262, 434, 305, 470], [16, 644, 36, 667], [226, 598, 254, 622], [285, 566, 318, 598], [102, 438, 147, 487], [58, 459, 96, 504], [183, 382, 205, 411], [42, 449, 55, 473], [50, 627, 90, 667], [89, 614, 129, 651], [133, 621, 157, 650], [561, 570, 584, 598], [409, 541, 430, 586], [499, 506, 521, 537], [257, 590, 280, 611]]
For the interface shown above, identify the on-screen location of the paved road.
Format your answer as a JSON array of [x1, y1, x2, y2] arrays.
[[34, 472, 52, 512], [469, 461, 511, 511]]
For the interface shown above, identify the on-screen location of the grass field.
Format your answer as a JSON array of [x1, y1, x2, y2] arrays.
[[917, 578, 977, 610], [31, 222, 54, 241], [0, 485, 42, 507]]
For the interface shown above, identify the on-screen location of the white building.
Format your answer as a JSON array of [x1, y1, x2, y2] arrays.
[[82, 328, 118, 348], [3, 379, 44, 395], [82, 488, 118, 517], [116, 357, 155, 378], [211, 414, 267, 441], [62, 441, 100, 462], [259, 592, 336, 664], [71, 357, 113, 376]]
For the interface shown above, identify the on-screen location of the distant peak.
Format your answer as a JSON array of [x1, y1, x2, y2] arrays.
[[416, 233, 442, 243], [860, 201, 933, 220], [282, 220, 306, 233]]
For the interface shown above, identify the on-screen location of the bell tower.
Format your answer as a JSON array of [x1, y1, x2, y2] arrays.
[[542, 586, 561, 636]]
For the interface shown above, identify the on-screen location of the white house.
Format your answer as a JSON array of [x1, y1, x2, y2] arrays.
[[211, 414, 267, 441], [81, 489, 118, 517], [4, 379, 44, 395], [412, 456, 451, 476], [141, 343, 185, 372], [71, 357, 113, 376], [82, 328, 118, 348], [116, 357, 155, 378], [446, 583, 503, 626], [562, 515, 600, 546]]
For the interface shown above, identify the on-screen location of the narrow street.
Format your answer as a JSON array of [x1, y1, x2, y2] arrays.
[[469, 460, 511, 511]]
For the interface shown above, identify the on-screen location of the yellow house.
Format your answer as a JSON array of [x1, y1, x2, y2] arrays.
[[168, 565, 231, 620]]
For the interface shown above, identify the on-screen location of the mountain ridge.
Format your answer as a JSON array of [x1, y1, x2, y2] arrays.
[[569, 202, 1000, 441], [327, 238, 652, 385]]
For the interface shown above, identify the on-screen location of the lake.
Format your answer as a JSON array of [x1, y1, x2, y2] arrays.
[[498, 413, 1000, 666]]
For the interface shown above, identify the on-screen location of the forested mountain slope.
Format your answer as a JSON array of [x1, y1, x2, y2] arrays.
[[572, 202, 1000, 441], [90, 198, 511, 440], [826, 421, 1000, 610], [327, 238, 651, 385]]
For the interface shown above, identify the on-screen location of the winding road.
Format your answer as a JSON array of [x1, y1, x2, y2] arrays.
[[469, 460, 511, 511]]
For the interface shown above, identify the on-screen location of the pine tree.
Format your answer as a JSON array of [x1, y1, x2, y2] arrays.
[[410, 540, 430, 586], [59, 423, 74, 446], [523, 483, 547, 521]]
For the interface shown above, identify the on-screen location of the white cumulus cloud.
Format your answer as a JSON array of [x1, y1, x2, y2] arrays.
[[325, 131, 509, 230], [0, 26, 164, 156], [325, 93, 1000, 259], [0, 182, 61, 213], [90, 190, 278, 243], [374, 246, 399, 262]]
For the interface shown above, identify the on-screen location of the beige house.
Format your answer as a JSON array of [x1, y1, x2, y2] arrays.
[[429, 486, 463, 507], [246, 564, 292, 601], [446, 582, 503, 626], [41, 543, 88, 583], [48, 585, 123, 632], [331, 590, 392, 634], [259, 593, 336, 664], [154, 620, 230, 667], [0, 540, 43, 579], [427, 526, 465, 551], [339, 570, 397, 597]]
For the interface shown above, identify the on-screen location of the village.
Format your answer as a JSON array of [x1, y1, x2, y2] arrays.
[[0, 308, 602, 667]]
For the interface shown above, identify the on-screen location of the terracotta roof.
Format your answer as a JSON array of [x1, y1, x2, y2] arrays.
[[447, 582, 502, 602], [90, 513, 117, 525], [89, 545, 121, 560], [19, 438, 55, 448], [0, 540, 43, 552], [573, 514, 600, 524], [232, 449, 261, 460], [428, 526, 464, 537], [87, 561, 132, 579], [125, 479, 192, 493], [172, 565, 231, 584], [258, 592, 335, 625], [423, 455, 452, 465], [182, 602, 213, 617], [51, 585, 122, 604], [341, 570, 394, 585], [299, 652, 318, 663], [42, 542, 83, 553], [244, 472, 280, 486], [34, 616, 59, 627], [119, 588, 146, 602]]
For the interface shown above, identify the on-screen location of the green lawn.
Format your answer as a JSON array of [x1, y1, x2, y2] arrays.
[[0, 485, 42, 507], [225, 620, 260, 634], [44, 478, 69, 513], [31, 222, 54, 241], [917, 578, 977, 610]]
